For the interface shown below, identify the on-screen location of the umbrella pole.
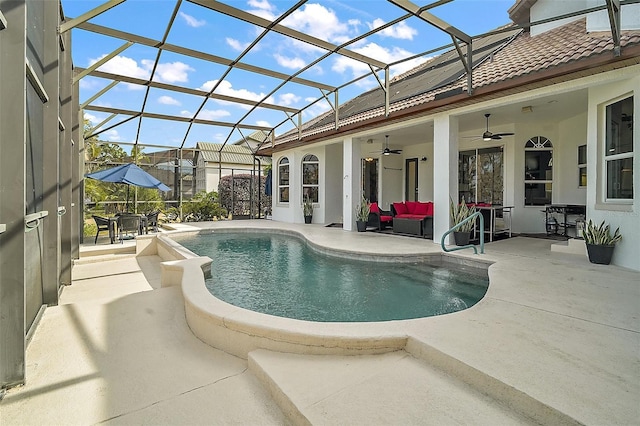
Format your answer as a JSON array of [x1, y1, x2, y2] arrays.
[[126, 184, 130, 212]]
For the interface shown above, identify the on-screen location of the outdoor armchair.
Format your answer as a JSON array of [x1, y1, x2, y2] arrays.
[[92, 215, 111, 244]]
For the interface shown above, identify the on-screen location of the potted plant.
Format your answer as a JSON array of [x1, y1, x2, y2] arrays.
[[450, 197, 476, 245], [583, 219, 622, 265], [303, 195, 314, 224], [355, 195, 370, 232]]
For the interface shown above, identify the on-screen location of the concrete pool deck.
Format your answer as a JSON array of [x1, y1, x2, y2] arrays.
[[1, 220, 638, 425]]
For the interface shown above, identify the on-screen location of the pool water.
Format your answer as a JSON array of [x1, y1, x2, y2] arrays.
[[174, 233, 489, 322]]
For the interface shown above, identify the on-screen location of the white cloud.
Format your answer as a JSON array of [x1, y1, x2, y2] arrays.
[[226, 37, 250, 51], [282, 4, 348, 44], [279, 93, 301, 106], [84, 112, 98, 125], [158, 95, 181, 106], [256, 120, 271, 127], [141, 60, 193, 83], [248, 0, 276, 20], [179, 11, 206, 28], [89, 55, 194, 88], [181, 109, 231, 120], [199, 79, 275, 108], [369, 18, 417, 40], [104, 129, 121, 141], [91, 54, 149, 79], [332, 42, 426, 79], [274, 54, 306, 70]]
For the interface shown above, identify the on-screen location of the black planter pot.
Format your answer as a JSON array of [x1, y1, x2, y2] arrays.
[[304, 215, 312, 224], [586, 243, 615, 265], [356, 220, 367, 232], [453, 231, 471, 246]]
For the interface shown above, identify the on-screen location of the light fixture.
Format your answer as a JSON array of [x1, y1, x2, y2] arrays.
[[365, 157, 373, 162], [420, 156, 427, 162]]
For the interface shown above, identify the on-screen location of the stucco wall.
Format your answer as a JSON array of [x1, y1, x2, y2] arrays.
[[587, 75, 640, 270]]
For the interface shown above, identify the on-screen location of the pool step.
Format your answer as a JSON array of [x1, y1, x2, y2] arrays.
[[249, 349, 549, 426]]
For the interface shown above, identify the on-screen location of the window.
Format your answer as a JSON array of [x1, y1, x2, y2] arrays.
[[605, 96, 633, 200], [578, 144, 587, 187], [278, 157, 289, 203], [301, 154, 319, 203], [524, 136, 553, 206]]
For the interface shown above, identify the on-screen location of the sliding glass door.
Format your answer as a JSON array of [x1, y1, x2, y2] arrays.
[[458, 147, 504, 205]]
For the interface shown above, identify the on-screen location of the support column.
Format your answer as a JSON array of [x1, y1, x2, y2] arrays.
[[0, 0, 27, 389], [433, 114, 459, 244], [42, 0, 60, 305], [342, 137, 361, 231], [59, 23, 73, 286]]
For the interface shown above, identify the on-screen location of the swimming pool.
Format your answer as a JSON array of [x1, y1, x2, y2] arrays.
[[174, 232, 488, 322]]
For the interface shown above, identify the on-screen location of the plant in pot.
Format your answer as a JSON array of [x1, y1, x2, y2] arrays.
[[450, 197, 476, 245], [355, 195, 370, 232], [583, 219, 622, 265], [303, 195, 314, 224]]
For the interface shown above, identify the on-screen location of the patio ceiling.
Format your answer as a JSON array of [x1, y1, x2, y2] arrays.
[[60, 0, 625, 155]]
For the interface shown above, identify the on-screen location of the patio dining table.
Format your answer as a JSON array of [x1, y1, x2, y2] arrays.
[[108, 214, 148, 243]]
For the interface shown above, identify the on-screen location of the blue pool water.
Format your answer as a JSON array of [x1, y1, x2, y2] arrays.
[[174, 233, 489, 322]]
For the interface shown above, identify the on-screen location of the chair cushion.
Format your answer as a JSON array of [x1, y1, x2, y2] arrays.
[[405, 201, 418, 214], [413, 202, 432, 215], [393, 202, 408, 215], [380, 215, 393, 222], [369, 202, 380, 214]]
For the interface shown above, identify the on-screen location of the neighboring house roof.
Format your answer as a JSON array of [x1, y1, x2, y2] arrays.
[[232, 130, 270, 147], [196, 142, 271, 165], [261, 18, 640, 155]]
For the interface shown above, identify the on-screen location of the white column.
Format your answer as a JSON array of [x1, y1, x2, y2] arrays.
[[342, 137, 360, 231], [433, 114, 459, 244]]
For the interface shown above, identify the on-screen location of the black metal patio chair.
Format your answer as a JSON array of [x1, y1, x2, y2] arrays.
[[92, 215, 110, 244]]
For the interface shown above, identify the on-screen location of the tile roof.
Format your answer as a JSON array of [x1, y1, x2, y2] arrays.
[[265, 18, 640, 154], [196, 142, 271, 165]]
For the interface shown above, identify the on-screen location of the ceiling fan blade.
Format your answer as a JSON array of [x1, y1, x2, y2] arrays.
[[493, 132, 514, 137], [389, 149, 403, 154]]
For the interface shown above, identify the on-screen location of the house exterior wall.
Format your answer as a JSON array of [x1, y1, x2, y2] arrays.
[[196, 162, 256, 194], [587, 74, 640, 270], [531, 0, 640, 37]]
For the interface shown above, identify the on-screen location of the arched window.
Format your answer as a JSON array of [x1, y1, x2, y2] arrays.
[[278, 157, 289, 203], [524, 136, 553, 206], [302, 154, 319, 203]]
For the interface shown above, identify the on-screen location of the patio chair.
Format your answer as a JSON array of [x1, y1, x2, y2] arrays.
[[117, 214, 140, 242], [92, 215, 110, 244], [367, 202, 393, 231], [146, 210, 159, 233]]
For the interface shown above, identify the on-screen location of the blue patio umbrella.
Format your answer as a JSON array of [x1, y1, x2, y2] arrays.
[[86, 163, 171, 211]]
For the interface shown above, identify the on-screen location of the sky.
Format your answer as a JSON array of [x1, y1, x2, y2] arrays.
[[61, 0, 516, 152]]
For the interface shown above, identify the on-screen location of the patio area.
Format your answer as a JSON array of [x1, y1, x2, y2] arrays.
[[1, 221, 638, 425]]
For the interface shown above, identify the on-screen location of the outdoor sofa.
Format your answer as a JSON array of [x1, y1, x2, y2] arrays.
[[391, 201, 434, 238]]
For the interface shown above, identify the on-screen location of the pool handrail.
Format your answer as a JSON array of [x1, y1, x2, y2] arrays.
[[441, 211, 484, 254]]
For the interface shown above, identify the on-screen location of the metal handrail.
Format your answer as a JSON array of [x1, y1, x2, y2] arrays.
[[441, 211, 485, 254]]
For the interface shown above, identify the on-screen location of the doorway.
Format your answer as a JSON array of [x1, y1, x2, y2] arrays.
[[362, 158, 378, 202], [405, 158, 418, 201]]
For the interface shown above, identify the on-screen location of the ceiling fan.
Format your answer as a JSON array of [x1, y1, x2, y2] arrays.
[[371, 135, 402, 155], [479, 113, 514, 141]]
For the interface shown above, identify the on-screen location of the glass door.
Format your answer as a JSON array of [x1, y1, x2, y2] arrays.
[[362, 158, 378, 203], [459, 147, 503, 204], [405, 158, 418, 201]]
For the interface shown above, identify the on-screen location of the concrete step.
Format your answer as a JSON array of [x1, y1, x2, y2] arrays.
[[249, 349, 542, 426]]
